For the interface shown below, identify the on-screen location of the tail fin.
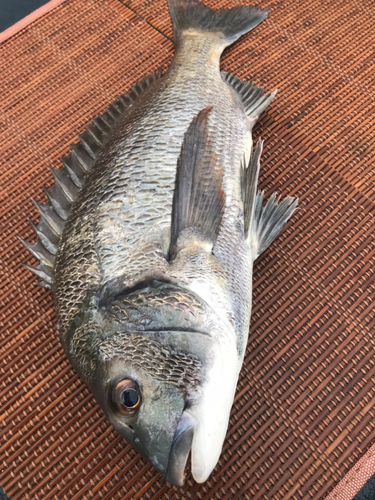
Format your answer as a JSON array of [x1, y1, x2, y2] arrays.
[[168, 0, 269, 46]]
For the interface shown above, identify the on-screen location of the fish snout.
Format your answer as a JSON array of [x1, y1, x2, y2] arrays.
[[166, 411, 197, 486]]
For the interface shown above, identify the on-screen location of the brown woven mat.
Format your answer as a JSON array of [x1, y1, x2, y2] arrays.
[[1, 0, 374, 498]]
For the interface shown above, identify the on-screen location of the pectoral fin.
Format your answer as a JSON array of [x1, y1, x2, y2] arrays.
[[169, 107, 225, 260]]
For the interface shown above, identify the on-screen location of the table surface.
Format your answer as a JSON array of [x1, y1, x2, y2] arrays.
[[0, 0, 374, 499]]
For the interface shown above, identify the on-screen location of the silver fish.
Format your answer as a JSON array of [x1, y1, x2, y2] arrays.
[[21, 0, 298, 486]]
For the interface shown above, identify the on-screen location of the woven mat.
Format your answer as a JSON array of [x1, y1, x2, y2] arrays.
[[1, 0, 374, 498]]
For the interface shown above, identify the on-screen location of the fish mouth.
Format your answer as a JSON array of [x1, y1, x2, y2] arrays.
[[166, 411, 197, 486]]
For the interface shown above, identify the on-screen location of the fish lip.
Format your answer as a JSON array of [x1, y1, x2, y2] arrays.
[[166, 411, 198, 486]]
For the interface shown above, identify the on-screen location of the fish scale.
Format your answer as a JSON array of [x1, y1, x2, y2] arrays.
[[89, 47, 248, 299]]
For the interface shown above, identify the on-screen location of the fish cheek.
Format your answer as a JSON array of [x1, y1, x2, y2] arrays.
[[98, 359, 186, 475], [131, 377, 186, 474]]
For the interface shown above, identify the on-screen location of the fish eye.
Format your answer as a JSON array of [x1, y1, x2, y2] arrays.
[[111, 379, 141, 415]]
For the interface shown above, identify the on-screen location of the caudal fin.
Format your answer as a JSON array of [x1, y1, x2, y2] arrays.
[[168, 0, 269, 46]]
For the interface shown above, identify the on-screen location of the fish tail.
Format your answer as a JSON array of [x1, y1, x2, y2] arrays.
[[168, 0, 269, 47]]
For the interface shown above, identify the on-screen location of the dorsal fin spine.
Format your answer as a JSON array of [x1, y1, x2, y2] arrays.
[[86, 124, 105, 146], [78, 132, 98, 159], [23, 263, 52, 285], [64, 163, 83, 188], [18, 237, 55, 268], [32, 199, 64, 237], [21, 70, 163, 287], [49, 168, 77, 202], [69, 147, 90, 173], [42, 186, 69, 221], [28, 218, 58, 255], [93, 115, 112, 133]]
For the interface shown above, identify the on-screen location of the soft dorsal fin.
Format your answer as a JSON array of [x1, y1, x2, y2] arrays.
[[20, 69, 162, 288], [222, 71, 276, 124], [169, 107, 225, 260]]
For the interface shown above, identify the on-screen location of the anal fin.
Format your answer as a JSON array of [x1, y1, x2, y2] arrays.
[[169, 107, 225, 260], [222, 72, 276, 124]]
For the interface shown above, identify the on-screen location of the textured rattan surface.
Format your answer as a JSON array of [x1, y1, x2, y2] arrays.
[[1, 0, 374, 498]]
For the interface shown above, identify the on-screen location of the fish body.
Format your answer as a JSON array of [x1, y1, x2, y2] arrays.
[[21, 0, 297, 486]]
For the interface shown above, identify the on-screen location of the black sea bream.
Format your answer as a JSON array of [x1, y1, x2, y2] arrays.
[[21, 0, 298, 486]]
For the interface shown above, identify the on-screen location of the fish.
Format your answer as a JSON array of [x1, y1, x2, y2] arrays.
[[20, 0, 298, 486]]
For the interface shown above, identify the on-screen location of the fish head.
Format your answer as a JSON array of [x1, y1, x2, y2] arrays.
[[92, 331, 202, 485], [89, 284, 240, 485]]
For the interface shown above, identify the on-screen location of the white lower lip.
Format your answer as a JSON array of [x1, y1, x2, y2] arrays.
[[189, 339, 240, 483]]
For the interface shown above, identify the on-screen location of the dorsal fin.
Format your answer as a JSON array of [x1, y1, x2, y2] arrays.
[[21, 69, 163, 288], [221, 71, 276, 124]]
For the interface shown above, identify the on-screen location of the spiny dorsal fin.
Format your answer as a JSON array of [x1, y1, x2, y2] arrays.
[[252, 192, 298, 259], [241, 139, 263, 239], [18, 236, 55, 269], [222, 71, 276, 124], [22, 263, 53, 289], [169, 107, 225, 260], [21, 69, 163, 288]]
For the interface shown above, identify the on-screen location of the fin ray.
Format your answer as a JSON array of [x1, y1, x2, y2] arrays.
[[253, 192, 298, 258], [170, 107, 225, 259], [21, 69, 163, 283], [222, 72, 276, 124]]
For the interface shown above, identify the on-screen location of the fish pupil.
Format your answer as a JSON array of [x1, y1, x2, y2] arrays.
[[122, 389, 138, 408]]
